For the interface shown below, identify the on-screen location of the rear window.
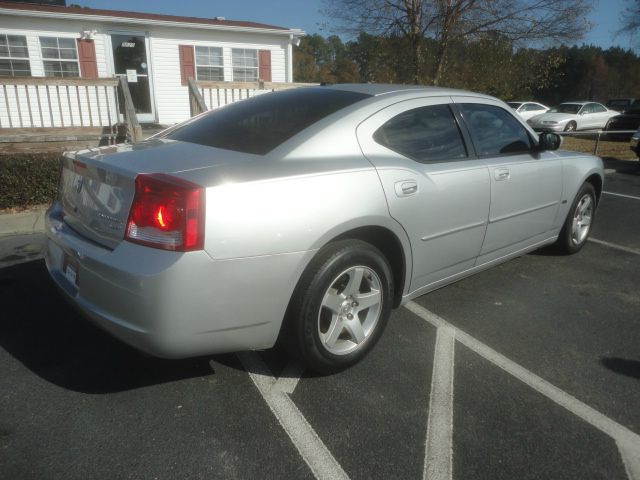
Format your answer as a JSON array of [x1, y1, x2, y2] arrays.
[[164, 88, 371, 155]]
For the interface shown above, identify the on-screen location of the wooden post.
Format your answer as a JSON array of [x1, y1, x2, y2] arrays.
[[118, 76, 142, 143], [187, 79, 208, 117]]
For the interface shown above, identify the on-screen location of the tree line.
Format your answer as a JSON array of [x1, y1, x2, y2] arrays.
[[294, 33, 640, 105], [293, 0, 640, 105]]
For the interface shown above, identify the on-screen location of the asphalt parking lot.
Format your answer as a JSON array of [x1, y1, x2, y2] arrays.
[[1, 160, 639, 480]]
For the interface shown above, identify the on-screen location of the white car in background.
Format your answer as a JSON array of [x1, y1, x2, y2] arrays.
[[507, 101, 549, 121], [527, 102, 618, 132]]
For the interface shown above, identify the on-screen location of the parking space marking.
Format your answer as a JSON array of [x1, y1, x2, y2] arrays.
[[424, 326, 455, 480], [405, 301, 640, 480], [589, 238, 640, 256], [603, 191, 640, 201], [618, 440, 640, 480], [237, 352, 350, 480]]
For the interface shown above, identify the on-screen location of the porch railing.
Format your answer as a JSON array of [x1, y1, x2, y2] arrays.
[[0, 76, 142, 143], [187, 79, 317, 116]]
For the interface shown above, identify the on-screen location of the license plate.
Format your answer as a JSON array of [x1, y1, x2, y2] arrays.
[[63, 255, 79, 287]]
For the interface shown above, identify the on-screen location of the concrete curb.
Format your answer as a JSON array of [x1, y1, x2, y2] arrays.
[[0, 207, 47, 237]]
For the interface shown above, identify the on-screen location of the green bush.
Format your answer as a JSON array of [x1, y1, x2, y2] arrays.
[[0, 153, 62, 210]]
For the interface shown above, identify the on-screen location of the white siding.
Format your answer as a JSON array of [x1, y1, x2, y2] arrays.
[[147, 27, 290, 124], [0, 14, 295, 126]]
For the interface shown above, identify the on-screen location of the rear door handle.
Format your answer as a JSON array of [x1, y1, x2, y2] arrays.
[[395, 180, 418, 197], [494, 167, 510, 181]]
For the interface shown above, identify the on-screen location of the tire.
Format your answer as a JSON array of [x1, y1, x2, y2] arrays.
[[285, 239, 393, 374], [554, 182, 596, 254], [564, 121, 577, 132]]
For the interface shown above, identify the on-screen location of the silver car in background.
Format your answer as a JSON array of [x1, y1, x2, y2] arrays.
[[527, 101, 618, 132], [45, 84, 603, 373]]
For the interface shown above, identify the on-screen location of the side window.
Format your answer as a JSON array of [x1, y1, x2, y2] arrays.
[[582, 104, 593, 114], [0, 34, 30, 76], [529, 104, 545, 111], [40, 36, 79, 77], [373, 104, 467, 163], [592, 103, 606, 113], [460, 103, 533, 156], [195, 46, 224, 81]]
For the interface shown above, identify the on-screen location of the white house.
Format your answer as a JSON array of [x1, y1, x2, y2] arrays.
[[0, 1, 304, 128]]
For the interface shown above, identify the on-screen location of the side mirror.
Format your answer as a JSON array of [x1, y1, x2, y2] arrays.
[[538, 132, 562, 151]]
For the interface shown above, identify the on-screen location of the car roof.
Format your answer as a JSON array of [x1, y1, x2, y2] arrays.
[[323, 83, 495, 100], [560, 101, 599, 105]]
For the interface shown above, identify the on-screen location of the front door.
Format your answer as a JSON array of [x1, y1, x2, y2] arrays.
[[110, 33, 155, 123], [453, 99, 563, 264]]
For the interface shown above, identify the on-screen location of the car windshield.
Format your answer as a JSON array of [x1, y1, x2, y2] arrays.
[[164, 88, 372, 155], [549, 104, 582, 114], [507, 102, 522, 109], [627, 101, 640, 114], [607, 100, 630, 109]]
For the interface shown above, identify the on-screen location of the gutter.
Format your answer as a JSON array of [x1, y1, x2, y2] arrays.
[[0, 7, 306, 38]]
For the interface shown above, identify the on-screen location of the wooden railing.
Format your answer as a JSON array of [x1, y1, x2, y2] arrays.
[[187, 79, 317, 116], [0, 76, 141, 143]]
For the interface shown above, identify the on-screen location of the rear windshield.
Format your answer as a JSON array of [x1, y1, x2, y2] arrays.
[[164, 88, 371, 155]]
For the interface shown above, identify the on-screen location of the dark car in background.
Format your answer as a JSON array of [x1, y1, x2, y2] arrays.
[[606, 98, 637, 113], [604, 100, 640, 140]]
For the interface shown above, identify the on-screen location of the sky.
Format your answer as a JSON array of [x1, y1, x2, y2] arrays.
[[72, 0, 636, 51]]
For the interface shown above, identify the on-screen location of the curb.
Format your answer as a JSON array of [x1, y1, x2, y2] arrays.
[[0, 207, 48, 237]]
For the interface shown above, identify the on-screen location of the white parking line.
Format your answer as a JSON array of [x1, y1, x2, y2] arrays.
[[424, 326, 455, 480], [237, 352, 349, 480], [405, 301, 640, 480], [603, 191, 640, 201], [589, 238, 640, 256]]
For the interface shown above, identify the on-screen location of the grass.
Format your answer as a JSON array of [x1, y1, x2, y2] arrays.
[[561, 136, 638, 161]]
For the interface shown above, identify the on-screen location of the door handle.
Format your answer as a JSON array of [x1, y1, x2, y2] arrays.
[[395, 180, 418, 197], [494, 168, 510, 181]]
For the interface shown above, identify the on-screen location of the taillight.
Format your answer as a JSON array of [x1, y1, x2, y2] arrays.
[[125, 173, 205, 252]]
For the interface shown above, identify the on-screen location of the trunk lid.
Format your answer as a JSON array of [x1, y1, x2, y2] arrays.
[[58, 138, 244, 249]]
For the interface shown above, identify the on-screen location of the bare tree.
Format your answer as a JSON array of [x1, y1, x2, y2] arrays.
[[617, 0, 640, 45], [323, 0, 594, 85]]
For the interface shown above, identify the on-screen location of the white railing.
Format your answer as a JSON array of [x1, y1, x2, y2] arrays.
[[188, 80, 318, 115], [0, 77, 120, 129]]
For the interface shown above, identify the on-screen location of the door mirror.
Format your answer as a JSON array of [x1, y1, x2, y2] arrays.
[[538, 132, 563, 151]]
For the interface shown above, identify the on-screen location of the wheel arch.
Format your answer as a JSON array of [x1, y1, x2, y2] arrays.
[[330, 225, 409, 308], [585, 173, 603, 204]]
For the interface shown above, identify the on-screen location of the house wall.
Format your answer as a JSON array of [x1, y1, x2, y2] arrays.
[[0, 14, 294, 126]]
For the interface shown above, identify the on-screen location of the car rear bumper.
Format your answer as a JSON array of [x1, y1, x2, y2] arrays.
[[44, 202, 313, 358]]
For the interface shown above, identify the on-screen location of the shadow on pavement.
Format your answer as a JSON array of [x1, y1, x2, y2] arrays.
[[602, 157, 640, 175], [601, 357, 640, 380], [0, 259, 224, 394]]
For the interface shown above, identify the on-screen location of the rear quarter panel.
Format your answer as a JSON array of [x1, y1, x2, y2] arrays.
[[553, 151, 604, 227]]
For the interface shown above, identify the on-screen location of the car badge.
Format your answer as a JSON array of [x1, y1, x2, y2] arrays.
[[74, 177, 84, 194]]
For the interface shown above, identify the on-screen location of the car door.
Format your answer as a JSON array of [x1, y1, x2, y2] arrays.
[[590, 103, 612, 128], [453, 98, 563, 265], [357, 97, 490, 292]]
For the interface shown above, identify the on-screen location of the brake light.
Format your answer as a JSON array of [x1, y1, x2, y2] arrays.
[[125, 173, 205, 251]]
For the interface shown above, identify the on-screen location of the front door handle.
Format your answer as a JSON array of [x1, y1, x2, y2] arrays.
[[395, 180, 418, 197], [494, 167, 510, 181]]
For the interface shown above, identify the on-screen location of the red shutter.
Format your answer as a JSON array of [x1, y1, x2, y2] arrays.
[[179, 45, 195, 86], [258, 49, 272, 82], [77, 39, 98, 79]]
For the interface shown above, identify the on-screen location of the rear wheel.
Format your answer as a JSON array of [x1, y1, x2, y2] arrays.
[[554, 182, 596, 254], [285, 240, 393, 374]]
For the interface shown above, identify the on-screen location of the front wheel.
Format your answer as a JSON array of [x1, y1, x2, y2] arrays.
[[285, 240, 393, 374], [554, 182, 596, 254], [564, 121, 577, 132]]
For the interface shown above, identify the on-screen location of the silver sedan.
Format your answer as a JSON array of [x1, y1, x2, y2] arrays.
[[45, 84, 603, 373]]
